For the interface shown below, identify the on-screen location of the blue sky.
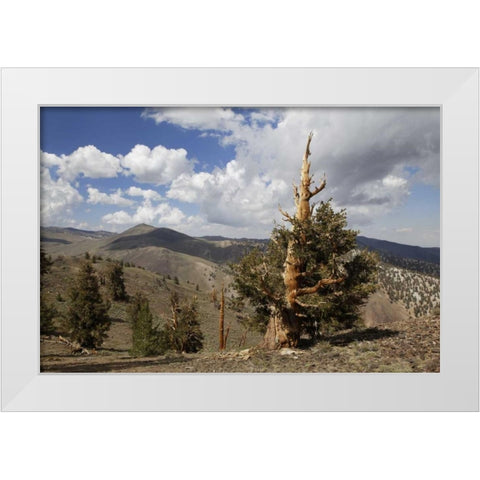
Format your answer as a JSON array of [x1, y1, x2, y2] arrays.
[[40, 107, 440, 247]]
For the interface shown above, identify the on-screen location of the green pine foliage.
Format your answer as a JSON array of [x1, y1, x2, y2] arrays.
[[106, 262, 128, 301], [40, 293, 57, 335], [128, 292, 204, 356], [40, 247, 56, 334], [40, 247, 52, 276], [233, 199, 378, 339], [65, 261, 111, 348], [128, 293, 165, 357]]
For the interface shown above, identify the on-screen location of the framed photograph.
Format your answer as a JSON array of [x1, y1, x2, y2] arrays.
[[1, 68, 478, 411]]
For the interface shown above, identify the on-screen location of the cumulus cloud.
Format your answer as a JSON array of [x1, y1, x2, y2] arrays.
[[337, 174, 410, 225], [87, 187, 134, 206], [120, 144, 194, 185], [41, 146, 123, 181], [142, 107, 246, 132], [152, 106, 439, 232], [41, 167, 83, 225], [41, 107, 439, 243], [126, 186, 163, 201], [102, 200, 186, 229], [168, 160, 289, 228]]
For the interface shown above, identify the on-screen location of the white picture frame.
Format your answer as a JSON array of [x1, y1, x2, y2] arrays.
[[1, 68, 478, 411]]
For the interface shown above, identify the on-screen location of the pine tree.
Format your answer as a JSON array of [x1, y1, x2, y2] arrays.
[[163, 293, 203, 353], [128, 293, 164, 357], [40, 293, 56, 335], [66, 261, 111, 348], [40, 247, 52, 276], [40, 246, 55, 334], [106, 261, 128, 301], [232, 133, 378, 349]]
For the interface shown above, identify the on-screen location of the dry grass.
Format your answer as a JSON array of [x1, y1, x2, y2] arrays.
[[41, 255, 262, 356], [41, 256, 439, 373]]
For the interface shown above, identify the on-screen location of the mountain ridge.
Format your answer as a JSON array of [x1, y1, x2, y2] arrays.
[[41, 224, 440, 266]]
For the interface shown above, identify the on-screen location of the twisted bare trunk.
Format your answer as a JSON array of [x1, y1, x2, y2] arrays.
[[262, 307, 300, 349], [219, 285, 225, 350], [263, 133, 327, 349]]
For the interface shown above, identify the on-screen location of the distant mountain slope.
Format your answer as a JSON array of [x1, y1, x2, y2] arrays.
[[41, 226, 114, 239], [105, 227, 262, 264], [201, 235, 269, 244], [42, 225, 440, 274], [357, 236, 440, 264], [115, 223, 158, 237], [40, 226, 115, 246]]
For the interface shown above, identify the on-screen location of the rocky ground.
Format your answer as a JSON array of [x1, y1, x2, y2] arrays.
[[41, 314, 439, 373]]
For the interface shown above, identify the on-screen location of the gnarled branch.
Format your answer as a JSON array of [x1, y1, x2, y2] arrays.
[[279, 206, 295, 224], [293, 183, 300, 207], [309, 177, 326, 198], [294, 299, 326, 309], [253, 262, 281, 301], [296, 276, 345, 296], [295, 263, 326, 278], [303, 131, 313, 163]]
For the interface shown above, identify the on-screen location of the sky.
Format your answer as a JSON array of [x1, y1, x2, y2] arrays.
[[40, 107, 440, 247]]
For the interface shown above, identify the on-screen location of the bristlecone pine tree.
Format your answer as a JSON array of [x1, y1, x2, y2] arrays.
[[66, 261, 111, 348], [40, 247, 56, 335], [128, 293, 163, 357], [233, 133, 378, 349], [163, 293, 204, 353], [40, 247, 53, 276], [106, 261, 128, 301]]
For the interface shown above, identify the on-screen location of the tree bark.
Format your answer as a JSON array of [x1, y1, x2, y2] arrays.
[[262, 308, 300, 349], [219, 285, 225, 350], [41, 335, 91, 355], [263, 133, 327, 349]]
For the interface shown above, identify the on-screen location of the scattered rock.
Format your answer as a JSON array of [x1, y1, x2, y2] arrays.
[[279, 348, 303, 356]]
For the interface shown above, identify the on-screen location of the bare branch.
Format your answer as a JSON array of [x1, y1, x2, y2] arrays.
[[295, 263, 326, 278], [294, 299, 326, 309], [251, 262, 281, 302], [279, 206, 295, 224], [292, 183, 300, 207], [296, 276, 345, 296], [42, 335, 91, 355], [261, 285, 280, 301], [248, 279, 279, 302], [309, 176, 326, 198], [304, 132, 313, 163]]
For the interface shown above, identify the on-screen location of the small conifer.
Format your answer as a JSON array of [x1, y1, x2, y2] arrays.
[[107, 262, 128, 301], [65, 261, 111, 348], [128, 293, 164, 357]]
